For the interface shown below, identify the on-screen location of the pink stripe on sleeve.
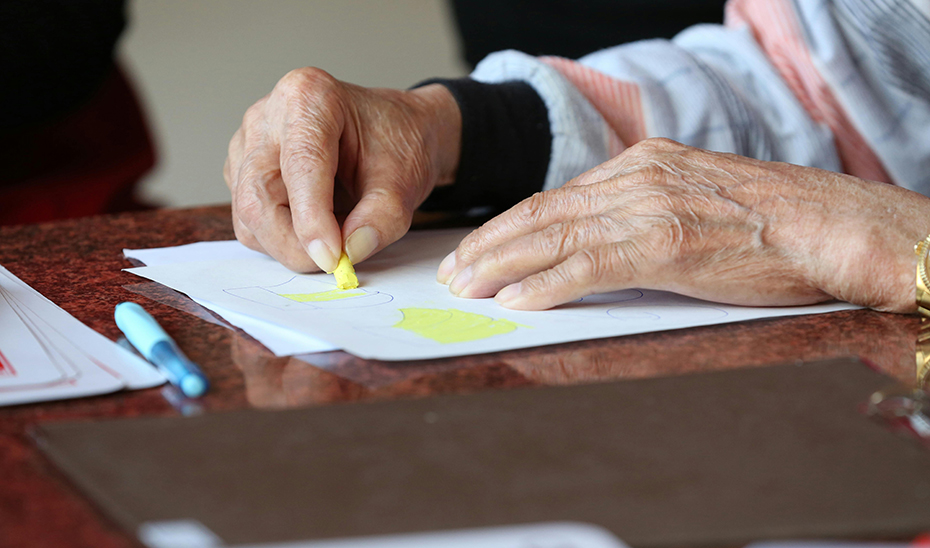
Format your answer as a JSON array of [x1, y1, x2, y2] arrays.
[[541, 56, 648, 157], [726, 0, 892, 183]]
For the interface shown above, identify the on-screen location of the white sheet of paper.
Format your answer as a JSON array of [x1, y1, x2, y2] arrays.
[[124, 242, 337, 356], [191, 297, 337, 355], [124, 239, 270, 266], [0, 266, 164, 390], [126, 229, 859, 361], [0, 287, 126, 406]]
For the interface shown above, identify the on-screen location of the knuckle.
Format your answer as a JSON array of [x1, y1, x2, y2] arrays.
[[482, 244, 510, 271], [513, 191, 553, 227], [242, 98, 267, 127], [233, 185, 266, 226], [456, 229, 487, 264], [575, 243, 639, 287], [567, 164, 609, 187], [536, 223, 573, 259], [238, 156, 279, 191], [277, 67, 340, 106], [633, 137, 681, 154], [523, 192, 549, 223], [572, 249, 604, 285]]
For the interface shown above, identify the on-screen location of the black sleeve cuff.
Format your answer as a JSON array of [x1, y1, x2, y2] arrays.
[[414, 77, 551, 214]]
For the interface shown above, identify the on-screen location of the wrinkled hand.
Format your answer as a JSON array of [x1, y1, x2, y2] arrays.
[[224, 68, 460, 272], [438, 138, 930, 312]]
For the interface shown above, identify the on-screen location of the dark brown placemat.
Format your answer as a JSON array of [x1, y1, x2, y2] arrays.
[[33, 357, 930, 547]]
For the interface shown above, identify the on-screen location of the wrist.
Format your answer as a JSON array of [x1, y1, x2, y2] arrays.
[[408, 78, 552, 214], [407, 84, 461, 190], [813, 175, 930, 314]]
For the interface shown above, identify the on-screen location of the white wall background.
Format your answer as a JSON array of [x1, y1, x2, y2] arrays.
[[119, 0, 468, 208]]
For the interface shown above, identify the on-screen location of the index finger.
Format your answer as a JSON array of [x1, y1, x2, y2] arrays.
[[439, 183, 615, 283], [276, 70, 346, 273], [233, 149, 321, 271]]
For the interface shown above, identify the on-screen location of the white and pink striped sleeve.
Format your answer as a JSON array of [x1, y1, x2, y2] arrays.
[[470, 0, 930, 194]]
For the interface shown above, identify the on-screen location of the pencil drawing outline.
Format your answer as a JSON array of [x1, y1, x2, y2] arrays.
[[223, 275, 393, 311]]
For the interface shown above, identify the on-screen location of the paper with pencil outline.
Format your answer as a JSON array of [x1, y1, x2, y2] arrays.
[[124, 243, 338, 356], [224, 276, 393, 310], [125, 229, 858, 361]]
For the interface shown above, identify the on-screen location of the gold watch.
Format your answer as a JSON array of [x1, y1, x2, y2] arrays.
[[915, 235, 930, 387], [867, 235, 930, 427], [915, 235, 930, 317]]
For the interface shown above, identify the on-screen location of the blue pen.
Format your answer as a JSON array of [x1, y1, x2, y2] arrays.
[[114, 302, 209, 398]]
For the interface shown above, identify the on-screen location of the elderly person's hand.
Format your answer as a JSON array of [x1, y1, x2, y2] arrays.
[[224, 68, 460, 273], [439, 139, 930, 313]]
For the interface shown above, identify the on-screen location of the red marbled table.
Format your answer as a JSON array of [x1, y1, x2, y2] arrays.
[[0, 206, 921, 548]]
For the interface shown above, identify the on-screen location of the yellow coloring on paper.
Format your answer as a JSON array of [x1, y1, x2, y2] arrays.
[[280, 289, 364, 302], [394, 307, 521, 344], [333, 252, 358, 290]]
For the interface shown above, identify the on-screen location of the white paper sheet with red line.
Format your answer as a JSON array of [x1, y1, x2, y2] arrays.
[[0, 266, 164, 407]]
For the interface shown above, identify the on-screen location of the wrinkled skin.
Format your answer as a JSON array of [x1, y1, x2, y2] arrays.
[[438, 139, 930, 313], [226, 70, 930, 314], [223, 67, 460, 273]]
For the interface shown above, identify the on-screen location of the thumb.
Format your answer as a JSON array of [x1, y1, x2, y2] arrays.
[[341, 186, 417, 264]]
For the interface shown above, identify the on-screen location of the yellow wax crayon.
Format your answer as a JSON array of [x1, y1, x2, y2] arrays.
[[332, 252, 358, 290]]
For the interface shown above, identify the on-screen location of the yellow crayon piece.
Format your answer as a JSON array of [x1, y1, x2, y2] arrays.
[[332, 252, 359, 290]]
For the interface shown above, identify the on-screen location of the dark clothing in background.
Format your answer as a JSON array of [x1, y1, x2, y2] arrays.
[[434, 0, 729, 213], [0, 0, 126, 134], [451, 0, 728, 67], [0, 0, 156, 225], [0, 0, 728, 225]]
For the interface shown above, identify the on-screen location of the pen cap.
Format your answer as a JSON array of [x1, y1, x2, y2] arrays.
[[150, 341, 209, 398], [114, 302, 169, 358]]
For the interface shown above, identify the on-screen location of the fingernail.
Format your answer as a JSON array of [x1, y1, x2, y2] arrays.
[[449, 265, 473, 296], [345, 226, 379, 264], [307, 239, 338, 273], [437, 251, 456, 284], [495, 283, 522, 305]]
